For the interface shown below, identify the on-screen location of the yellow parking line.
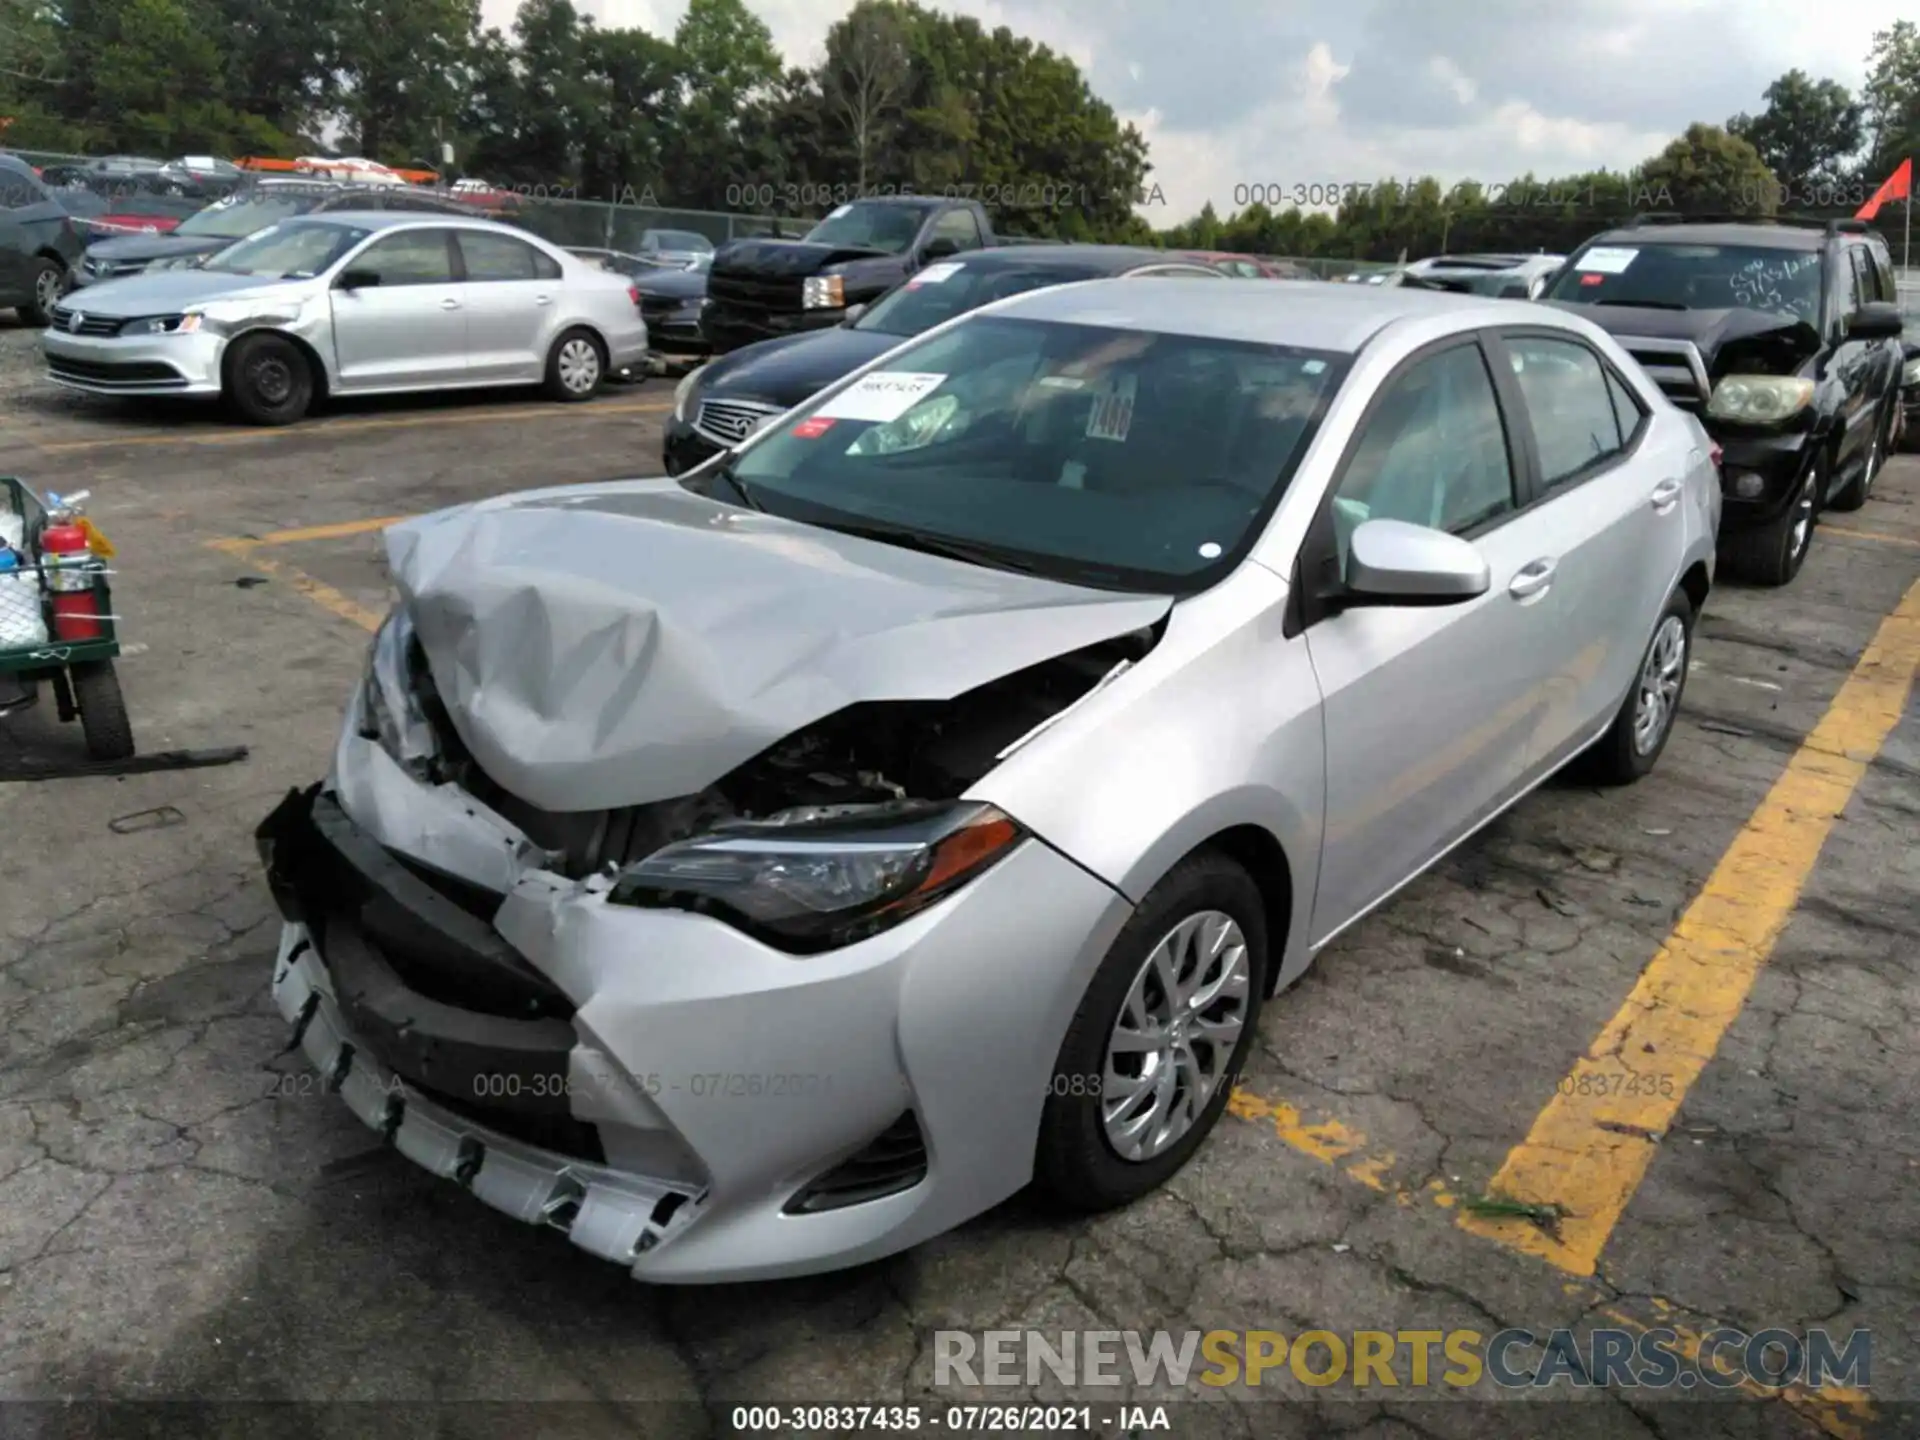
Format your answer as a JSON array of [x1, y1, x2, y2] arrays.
[[1460, 575, 1920, 1275], [241, 516, 412, 547], [1821, 524, 1920, 551], [206, 536, 384, 634], [38, 398, 671, 453]]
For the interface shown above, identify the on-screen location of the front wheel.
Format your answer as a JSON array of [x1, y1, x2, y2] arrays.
[[1722, 455, 1821, 586], [71, 661, 135, 761], [543, 329, 605, 402], [224, 332, 314, 426], [1575, 588, 1693, 786], [1033, 851, 1269, 1213], [18, 257, 67, 327]]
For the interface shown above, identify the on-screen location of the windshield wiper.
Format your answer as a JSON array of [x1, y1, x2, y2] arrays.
[[1592, 299, 1688, 310], [819, 519, 1052, 575], [699, 458, 764, 511]]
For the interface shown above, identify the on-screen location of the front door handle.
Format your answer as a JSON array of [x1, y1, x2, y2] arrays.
[[534, 295, 553, 306], [441, 298, 461, 310], [1650, 477, 1682, 512], [1508, 558, 1556, 600]]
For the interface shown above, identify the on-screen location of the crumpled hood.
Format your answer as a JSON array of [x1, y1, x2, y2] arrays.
[[714, 239, 895, 278], [386, 481, 1172, 813], [1548, 302, 1821, 372]]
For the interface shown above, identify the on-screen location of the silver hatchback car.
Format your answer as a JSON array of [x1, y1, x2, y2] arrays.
[[42, 213, 648, 424], [257, 280, 1719, 1282]]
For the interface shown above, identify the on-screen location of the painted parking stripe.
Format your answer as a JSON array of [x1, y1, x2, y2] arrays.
[[1821, 523, 1920, 551], [235, 516, 412, 547], [206, 537, 384, 634], [1459, 575, 1920, 1276], [37, 398, 671, 453]]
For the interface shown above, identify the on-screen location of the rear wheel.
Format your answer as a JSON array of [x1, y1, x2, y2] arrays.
[[18, 257, 67, 327], [1575, 588, 1693, 786], [71, 661, 134, 761], [1722, 454, 1822, 586], [1826, 402, 1893, 512], [543, 328, 605, 402], [224, 333, 314, 426]]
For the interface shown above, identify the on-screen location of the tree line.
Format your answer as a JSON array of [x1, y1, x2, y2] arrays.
[[1, 0, 1915, 260]]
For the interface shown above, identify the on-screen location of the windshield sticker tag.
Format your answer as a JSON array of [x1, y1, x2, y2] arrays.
[[1577, 246, 1638, 274], [815, 371, 948, 423], [908, 262, 962, 287], [1302, 359, 1326, 374], [791, 416, 836, 438], [1085, 374, 1137, 442]]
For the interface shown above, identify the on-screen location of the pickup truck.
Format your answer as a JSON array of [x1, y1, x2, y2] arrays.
[[701, 196, 1016, 355]]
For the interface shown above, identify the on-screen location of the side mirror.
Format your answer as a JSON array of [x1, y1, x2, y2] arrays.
[[841, 302, 867, 326], [336, 268, 381, 290], [1848, 301, 1904, 340], [920, 237, 961, 261], [1344, 519, 1490, 606]]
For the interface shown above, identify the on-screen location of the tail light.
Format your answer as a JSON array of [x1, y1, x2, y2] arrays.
[[627, 283, 642, 307], [1709, 443, 1723, 470]]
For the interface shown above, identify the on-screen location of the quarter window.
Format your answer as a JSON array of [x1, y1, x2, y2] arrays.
[[1606, 369, 1645, 446], [1505, 335, 1626, 486], [929, 207, 983, 252], [1330, 343, 1516, 572]]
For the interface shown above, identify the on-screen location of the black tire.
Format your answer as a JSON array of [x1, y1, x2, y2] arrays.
[[1033, 850, 1270, 1214], [223, 332, 314, 426], [18, 256, 67, 327], [1721, 452, 1823, 586], [1575, 587, 1694, 787], [543, 328, 606, 402], [71, 661, 134, 762], [1826, 402, 1894, 513]]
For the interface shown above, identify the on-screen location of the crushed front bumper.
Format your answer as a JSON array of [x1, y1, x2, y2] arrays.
[[257, 745, 1132, 1282]]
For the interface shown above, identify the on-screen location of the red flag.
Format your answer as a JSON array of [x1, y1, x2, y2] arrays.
[[1856, 158, 1912, 220]]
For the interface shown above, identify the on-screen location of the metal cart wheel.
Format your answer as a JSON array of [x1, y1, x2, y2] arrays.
[[70, 660, 135, 761]]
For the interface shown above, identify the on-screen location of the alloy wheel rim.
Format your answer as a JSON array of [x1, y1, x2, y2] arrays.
[[1632, 614, 1687, 755], [558, 339, 599, 392], [1788, 473, 1816, 559], [35, 267, 61, 312], [1100, 909, 1252, 1163]]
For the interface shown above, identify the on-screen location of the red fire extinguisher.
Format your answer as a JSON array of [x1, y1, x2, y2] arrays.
[[39, 491, 103, 642]]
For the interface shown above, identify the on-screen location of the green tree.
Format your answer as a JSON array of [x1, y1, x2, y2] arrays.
[[661, 0, 782, 208], [1728, 70, 1863, 197], [216, 0, 337, 146], [1630, 122, 1777, 217], [820, 1, 911, 191], [1860, 20, 1920, 180], [326, 0, 479, 165]]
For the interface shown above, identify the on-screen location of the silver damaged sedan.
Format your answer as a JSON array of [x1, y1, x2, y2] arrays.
[[42, 213, 648, 424], [256, 279, 1721, 1282]]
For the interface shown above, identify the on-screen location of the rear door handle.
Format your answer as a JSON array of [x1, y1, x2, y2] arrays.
[[1508, 558, 1556, 600], [1650, 477, 1682, 511], [441, 298, 461, 310]]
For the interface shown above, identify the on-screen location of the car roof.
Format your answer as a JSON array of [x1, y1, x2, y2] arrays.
[[287, 210, 546, 239], [1584, 222, 1829, 252], [992, 276, 1529, 352], [946, 243, 1209, 273]]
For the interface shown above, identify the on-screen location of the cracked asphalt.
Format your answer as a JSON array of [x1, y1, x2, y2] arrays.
[[1, 318, 1916, 1440]]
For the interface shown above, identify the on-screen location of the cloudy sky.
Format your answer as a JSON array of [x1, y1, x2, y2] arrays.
[[478, 0, 1910, 218]]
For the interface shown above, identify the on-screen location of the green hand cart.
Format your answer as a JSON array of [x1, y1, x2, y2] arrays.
[[0, 475, 134, 762]]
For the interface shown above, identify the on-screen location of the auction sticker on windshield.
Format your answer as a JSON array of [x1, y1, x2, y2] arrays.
[[1576, 246, 1638, 274], [816, 372, 948, 423], [1086, 374, 1137, 442], [907, 262, 964, 287]]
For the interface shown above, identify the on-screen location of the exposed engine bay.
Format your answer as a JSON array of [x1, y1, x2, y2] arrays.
[[402, 624, 1162, 881], [1710, 318, 1820, 379]]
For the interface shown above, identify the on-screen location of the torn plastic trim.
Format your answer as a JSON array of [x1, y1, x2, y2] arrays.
[[271, 924, 704, 1270]]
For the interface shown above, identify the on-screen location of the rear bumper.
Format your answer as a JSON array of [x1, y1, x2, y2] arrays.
[[42, 329, 223, 396]]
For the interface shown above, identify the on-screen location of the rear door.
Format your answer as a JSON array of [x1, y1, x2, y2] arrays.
[[328, 227, 469, 390], [451, 229, 562, 381], [1483, 327, 1686, 770]]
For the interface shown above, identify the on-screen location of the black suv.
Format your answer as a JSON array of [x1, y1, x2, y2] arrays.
[[1541, 215, 1905, 586], [0, 154, 86, 324]]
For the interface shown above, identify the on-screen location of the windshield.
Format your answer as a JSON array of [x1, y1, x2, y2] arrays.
[[202, 219, 370, 278], [178, 195, 316, 239], [802, 201, 936, 255], [1545, 242, 1824, 323], [1421, 270, 1523, 296], [647, 230, 712, 253], [722, 314, 1348, 591], [855, 261, 1112, 337]]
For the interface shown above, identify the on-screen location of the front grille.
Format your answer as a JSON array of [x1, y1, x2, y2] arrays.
[[784, 1112, 929, 1214], [49, 305, 125, 337], [707, 270, 803, 315], [47, 355, 185, 387], [695, 397, 783, 447], [1620, 336, 1711, 410], [639, 295, 684, 321], [82, 260, 146, 281]]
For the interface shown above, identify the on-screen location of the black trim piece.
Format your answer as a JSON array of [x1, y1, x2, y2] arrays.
[[784, 1111, 928, 1214]]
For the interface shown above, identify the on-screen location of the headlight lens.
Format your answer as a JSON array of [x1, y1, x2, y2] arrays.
[[127, 313, 201, 335], [801, 274, 845, 310], [607, 801, 1024, 952], [357, 609, 438, 778], [1902, 358, 1919, 388], [673, 364, 705, 422], [1706, 374, 1815, 424], [145, 255, 201, 272]]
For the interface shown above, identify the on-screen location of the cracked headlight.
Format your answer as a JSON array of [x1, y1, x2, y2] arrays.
[[357, 609, 438, 778], [802, 274, 845, 310], [607, 801, 1024, 952], [1706, 374, 1814, 424]]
